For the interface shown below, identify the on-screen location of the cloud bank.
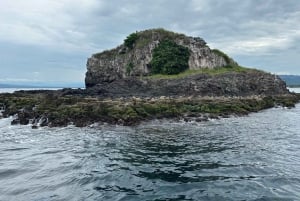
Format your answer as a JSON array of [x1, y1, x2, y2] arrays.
[[0, 0, 299, 85]]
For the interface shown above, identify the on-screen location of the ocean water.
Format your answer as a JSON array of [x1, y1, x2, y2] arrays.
[[288, 87, 300, 93], [0, 88, 62, 93], [1, 87, 299, 94], [0, 102, 300, 200]]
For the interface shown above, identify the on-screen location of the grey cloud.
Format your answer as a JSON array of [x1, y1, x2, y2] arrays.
[[1, 0, 300, 85]]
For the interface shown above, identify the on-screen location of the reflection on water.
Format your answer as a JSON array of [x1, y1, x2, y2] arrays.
[[0, 105, 300, 200]]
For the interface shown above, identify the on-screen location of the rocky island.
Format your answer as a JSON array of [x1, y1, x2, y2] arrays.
[[0, 29, 299, 127]]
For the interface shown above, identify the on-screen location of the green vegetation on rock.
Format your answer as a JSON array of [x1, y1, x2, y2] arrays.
[[1, 92, 299, 127], [135, 28, 187, 47], [212, 49, 235, 67], [146, 65, 255, 79], [124, 32, 139, 49], [126, 62, 134, 76], [150, 40, 190, 75]]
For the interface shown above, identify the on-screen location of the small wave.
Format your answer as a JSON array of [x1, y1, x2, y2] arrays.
[[0, 168, 35, 180], [2, 147, 29, 152], [0, 106, 300, 200]]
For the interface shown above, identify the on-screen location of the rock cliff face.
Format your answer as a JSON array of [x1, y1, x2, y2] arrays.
[[84, 70, 289, 97], [84, 28, 290, 99], [85, 29, 237, 87]]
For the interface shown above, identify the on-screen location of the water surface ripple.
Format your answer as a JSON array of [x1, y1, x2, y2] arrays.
[[0, 104, 300, 200]]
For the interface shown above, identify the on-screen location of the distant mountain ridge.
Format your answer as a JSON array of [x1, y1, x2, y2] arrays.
[[279, 75, 300, 87]]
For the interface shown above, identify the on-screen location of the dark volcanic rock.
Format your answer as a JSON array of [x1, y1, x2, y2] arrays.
[[85, 71, 289, 98]]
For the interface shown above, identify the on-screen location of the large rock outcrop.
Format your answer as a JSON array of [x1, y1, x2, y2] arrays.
[[1, 29, 298, 128], [84, 28, 291, 99], [85, 29, 237, 87], [84, 70, 289, 97]]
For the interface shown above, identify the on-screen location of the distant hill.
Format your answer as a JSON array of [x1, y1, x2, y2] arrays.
[[279, 75, 300, 87]]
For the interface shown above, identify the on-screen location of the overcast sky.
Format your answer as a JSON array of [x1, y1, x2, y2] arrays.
[[0, 0, 299, 86]]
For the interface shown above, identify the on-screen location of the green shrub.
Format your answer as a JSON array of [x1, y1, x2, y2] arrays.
[[124, 33, 139, 49], [126, 62, 134, 76], [212, 49, 232, 65], [150, 40, 190, 75]]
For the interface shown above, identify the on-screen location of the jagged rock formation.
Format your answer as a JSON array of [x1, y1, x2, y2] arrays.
[[85, 29, 237, 87], [84, 28, 290, 99], [84, 71, 289, 97]]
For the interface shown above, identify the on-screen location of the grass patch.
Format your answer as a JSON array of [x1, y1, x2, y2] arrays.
[[135, 28, 187, 48], [145, 66, 255, 80], [93, 48, 118, 59], [136, 37, 152, 48], [212, 49, 232, 64]]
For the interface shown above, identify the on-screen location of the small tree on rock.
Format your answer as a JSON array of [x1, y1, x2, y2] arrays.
[[150, 40, 190, 75], [124, 33, 139, 49]]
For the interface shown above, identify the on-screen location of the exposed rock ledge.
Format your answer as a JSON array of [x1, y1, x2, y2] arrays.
[[86, 70, 290, 98], [0, 91, 299, 127]]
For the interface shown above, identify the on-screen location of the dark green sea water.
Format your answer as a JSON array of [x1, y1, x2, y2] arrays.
[[0, 103, 299, 200]]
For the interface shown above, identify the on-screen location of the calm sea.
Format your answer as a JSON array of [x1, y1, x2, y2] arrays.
[[0, 88, 62, 93], [0, 94, 300, 200], [1, 87, 299, 93]]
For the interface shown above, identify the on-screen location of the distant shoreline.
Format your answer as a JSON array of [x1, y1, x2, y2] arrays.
[[0, 83, 84, 89], [0, 87, 85, 94]]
